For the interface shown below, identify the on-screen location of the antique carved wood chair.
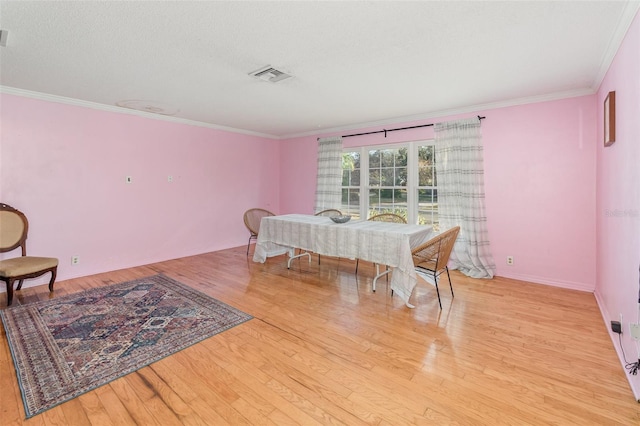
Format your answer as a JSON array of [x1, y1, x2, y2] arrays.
[[0, 203, 59, 306]]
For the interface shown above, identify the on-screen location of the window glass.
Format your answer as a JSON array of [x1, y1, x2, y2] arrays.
[[341, 152, 361, 219], [417, 145, 438, 228], [367, 146, 409, 218], [341, 142, 437, 227]]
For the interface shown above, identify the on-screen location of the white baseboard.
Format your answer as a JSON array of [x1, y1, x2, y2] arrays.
[[496, 272, 593, 292], [594, 290, 640, 402]]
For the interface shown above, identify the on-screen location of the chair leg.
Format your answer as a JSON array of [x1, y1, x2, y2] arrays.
[[4, 278, 15, 306], [16, 279, 25, 290], [246, 234, 257, 256], [355, 259, 359, 274], [446, 266, 454, 298], [433, 273, 442, 309], [48, 267, 57, 292]]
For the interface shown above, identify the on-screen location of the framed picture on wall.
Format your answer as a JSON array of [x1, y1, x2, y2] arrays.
[[604, 91, 616, 147]]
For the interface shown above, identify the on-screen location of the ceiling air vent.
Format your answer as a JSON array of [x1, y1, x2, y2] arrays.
[[249, 66, 293, 83]]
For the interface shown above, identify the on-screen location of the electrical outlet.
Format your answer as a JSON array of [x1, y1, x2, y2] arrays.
[[125, 176, 132, 184], [630, 323, 640, 340], [611, 320, 622, 334], [71, 255, 80, 265], [506, 256, 514, 265], [168, 175, 173, 183]]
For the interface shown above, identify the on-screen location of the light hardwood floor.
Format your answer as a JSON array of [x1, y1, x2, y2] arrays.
[[1, 246, 638, 425]]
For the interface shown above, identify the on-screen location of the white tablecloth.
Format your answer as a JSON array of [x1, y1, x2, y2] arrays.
[[253, 214, 434, 305]]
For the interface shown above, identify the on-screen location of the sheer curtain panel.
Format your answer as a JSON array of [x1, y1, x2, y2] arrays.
[[434, 117, 496, 278], [314, 137, 343, 213]]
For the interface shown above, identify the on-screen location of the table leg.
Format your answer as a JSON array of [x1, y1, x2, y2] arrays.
[[372, 267, 392, 292], [287, 251, 311, 269]]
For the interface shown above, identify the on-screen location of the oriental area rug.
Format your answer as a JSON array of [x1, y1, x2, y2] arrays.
[[0, 274, 252, 418]]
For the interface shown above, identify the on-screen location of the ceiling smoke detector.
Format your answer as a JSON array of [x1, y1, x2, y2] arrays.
[[249, 65, 293, 83]]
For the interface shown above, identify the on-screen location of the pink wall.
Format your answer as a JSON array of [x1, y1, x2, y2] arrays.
[[0, 94, 280, 283], [2, 92, 597, 293], [595, 11, 640, 399], [281, 96, 597, 290]]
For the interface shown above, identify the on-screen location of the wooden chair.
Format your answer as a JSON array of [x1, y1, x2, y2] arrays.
[[0, 203, 59, 306], [243, 208, 275, 255], [411, 226, 460, 309], [355, 212, 408, 278]]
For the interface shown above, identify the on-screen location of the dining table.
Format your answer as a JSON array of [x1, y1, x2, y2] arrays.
[[253, 214, 434, 307]]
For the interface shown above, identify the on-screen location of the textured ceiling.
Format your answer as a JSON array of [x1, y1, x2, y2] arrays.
[[1, 1, 638, 138]]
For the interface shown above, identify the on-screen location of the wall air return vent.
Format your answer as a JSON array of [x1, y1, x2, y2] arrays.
[[249, 65, 293, 83]]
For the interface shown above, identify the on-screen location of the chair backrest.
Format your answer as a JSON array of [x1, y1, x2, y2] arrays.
[[315, 209, 342, 217], [0, 203, 29, 255], [368, 213, 407, 224], [411, 226, 460, 272], [243, 208, 275, 236]]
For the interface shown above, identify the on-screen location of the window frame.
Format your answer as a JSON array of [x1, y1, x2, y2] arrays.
[[340, 151, 362, 219], [341, 139, 437, 226]]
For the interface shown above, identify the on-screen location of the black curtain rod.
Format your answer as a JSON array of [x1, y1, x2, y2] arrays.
[[339, 115, 486, 139]]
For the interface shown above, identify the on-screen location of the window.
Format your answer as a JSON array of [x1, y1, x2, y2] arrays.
[[368, 147, 408, 220], [341, 141, 438, 227], [417, 145, 438, 227], [341, 151, 361, 219]]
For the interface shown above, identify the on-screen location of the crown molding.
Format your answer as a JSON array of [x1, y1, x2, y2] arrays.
[[0, 86, 281, 140], [592, 1, 640, 90], [2, 85, 595, 142], [282, 87, 595, 140]]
